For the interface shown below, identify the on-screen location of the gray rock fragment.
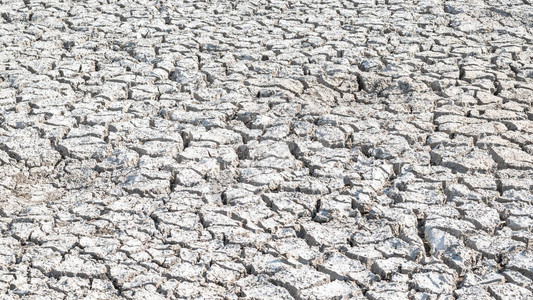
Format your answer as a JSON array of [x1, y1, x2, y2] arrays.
[[271, 265, 330, 298], [488, 283, 532, 300]]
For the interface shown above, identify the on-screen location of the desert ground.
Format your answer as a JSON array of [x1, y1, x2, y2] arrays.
[[0, 0, 532, 299]]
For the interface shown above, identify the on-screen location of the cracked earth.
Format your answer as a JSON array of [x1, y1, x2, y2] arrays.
[[1, 0, 533, 299]]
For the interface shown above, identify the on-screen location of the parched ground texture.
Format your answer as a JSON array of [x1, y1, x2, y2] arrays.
[[1, 0, 533, 299]]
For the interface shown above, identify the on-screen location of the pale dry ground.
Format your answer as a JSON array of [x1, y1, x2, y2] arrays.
[[0, 0, 533, 299]]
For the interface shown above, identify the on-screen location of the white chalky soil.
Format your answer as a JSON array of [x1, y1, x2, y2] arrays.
[[0, 0, 532, 299]]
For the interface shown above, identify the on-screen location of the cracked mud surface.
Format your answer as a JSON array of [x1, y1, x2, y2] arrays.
[[1, 0, 533, 299]]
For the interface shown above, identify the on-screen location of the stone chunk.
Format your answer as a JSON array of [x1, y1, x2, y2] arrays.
[[430, 146, 496, 173], [52, 253, 107, 279], [507, 251, 533, 278], [166, 262, 205, 282], [457, 203, 500, 234], [131, 140, 181, 158], [267, 238, 321, 264], [425, 218, 477, 241], [122, 171, 171, 195], [455, 286, 493, 300], [242, 140, 293, 160], [488, 283, 532, 300], [506, 216, 533, 231], [271, 265, 330, 298], [57, 136, 113, 161], [376, 238, 422, 261], [240, 168, 284, 188], [300, 280, 364, 300], [318, 252, 377, 288], [488, 146, 533, 170], [411, 272, 455, 294], [189, 128, 243, 146], [236, 275, 293, 300], [367, 282, 409, 300], [346, 245, 383, 269], [371, 257, 418, 280], [315, 125, 345, 148], [206, 262, 246, 285], [461, 175, 497, 190], [301, 221, 353, 248], [1, 135, 61, 168], [97, 148, 139, 171]]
